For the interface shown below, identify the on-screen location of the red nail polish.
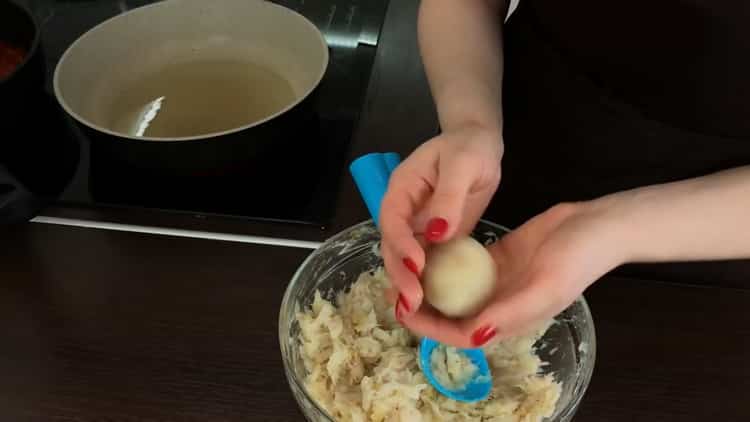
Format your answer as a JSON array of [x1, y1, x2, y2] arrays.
[[398, 294, 411, 313], [403, 257, 420, 277], [425, 218, 448, 242], [471, 326, 497, 347]]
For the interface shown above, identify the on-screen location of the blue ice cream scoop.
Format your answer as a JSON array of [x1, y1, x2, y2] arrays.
[[349, 152, 492, 403], [419, 338, 492, 402]]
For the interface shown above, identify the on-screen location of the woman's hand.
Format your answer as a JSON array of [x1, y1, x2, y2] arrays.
[[398, 201, 628, 348], [379, 123, 502, 318], [396, 164, 750, 347]]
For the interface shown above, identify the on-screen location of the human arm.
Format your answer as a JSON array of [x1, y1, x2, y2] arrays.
[[380, 0, 508, 317], [604, 165, 750, 262], [399, 166, 750, 348], [418, 0, 506, 133]]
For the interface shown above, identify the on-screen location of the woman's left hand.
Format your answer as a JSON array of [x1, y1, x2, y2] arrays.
[[398, 200, 628, 348], [398, 165, 750, 348]]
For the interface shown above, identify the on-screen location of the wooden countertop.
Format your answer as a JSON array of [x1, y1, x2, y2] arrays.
[[3, 0, 749, 420], [2, 223, 749, 421]]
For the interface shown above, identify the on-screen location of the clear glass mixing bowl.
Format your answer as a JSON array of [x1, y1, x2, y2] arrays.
[[279, 220, 596, 421]]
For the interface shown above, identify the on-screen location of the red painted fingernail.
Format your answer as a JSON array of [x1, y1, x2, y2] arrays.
[[471, 325, 497, 347], [398, 294, 411, 313], [403, 257, 420, 277], [425, 217, 448, 242]]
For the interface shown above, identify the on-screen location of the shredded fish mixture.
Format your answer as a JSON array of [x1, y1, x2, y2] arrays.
[[296, 268, 561, 422], [429, 345, 478, 390]]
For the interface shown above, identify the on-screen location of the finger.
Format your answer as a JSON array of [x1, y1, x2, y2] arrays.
[[379, 159, 435, 311], [384, 286, 399, 306], [399, 305, 476, 349], [457, 189, 496, 236], [381, 240, 424, 314], [420, 153, 484, 243]]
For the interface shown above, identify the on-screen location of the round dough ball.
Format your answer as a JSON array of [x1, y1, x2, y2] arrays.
[[422, 236, 497, 319]]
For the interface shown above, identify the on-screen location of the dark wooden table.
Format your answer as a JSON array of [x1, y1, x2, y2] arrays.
[[3, 0, 749, 420], [2, 223, 749, 421]]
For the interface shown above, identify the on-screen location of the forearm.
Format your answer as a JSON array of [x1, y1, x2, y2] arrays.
[[418, 0, 506, 133], [599, 166, 750, 263]]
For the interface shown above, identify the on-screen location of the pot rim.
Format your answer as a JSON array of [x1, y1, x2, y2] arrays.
[[52, 0, 330, 143]]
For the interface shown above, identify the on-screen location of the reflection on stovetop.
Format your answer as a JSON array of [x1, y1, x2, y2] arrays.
[[18, 0, 390, 227]]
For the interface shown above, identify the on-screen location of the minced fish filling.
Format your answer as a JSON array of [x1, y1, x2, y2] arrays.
[[296, 268, 561, 422]]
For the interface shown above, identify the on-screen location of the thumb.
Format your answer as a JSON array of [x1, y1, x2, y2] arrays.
[[421, 155, 476, 242]]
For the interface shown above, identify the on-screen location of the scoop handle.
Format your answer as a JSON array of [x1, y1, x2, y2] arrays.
[[349, 152, 401, 228]]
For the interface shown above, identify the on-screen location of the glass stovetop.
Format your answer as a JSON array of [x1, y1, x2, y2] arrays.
[[19, 0, 390, 227]]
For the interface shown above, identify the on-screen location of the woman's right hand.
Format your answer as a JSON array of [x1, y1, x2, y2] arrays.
[[380, 122, 503, 318]]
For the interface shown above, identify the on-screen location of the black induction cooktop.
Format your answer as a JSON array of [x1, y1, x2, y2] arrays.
[[20, 0, 389, 227]]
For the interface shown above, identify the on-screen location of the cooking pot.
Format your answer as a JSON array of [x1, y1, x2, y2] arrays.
[[53, 0, 329, 178], [1, 0, 78, 225], [0, 1, 44, 92]]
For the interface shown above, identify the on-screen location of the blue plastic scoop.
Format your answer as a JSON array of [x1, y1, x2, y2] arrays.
[[349, 152, 492, 403]]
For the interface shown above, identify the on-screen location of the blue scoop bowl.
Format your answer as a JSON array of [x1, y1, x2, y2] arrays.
[[419, 338, 493, 402], [349, 152, 493, 403]]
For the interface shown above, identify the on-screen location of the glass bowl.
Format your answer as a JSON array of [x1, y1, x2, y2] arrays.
[[279, 220, 596, 421]]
